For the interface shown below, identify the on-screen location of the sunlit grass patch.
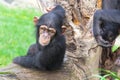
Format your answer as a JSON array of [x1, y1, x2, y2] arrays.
[[0, 4, 42, 67]]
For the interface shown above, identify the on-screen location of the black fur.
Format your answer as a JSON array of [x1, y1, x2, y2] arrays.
[[93, 0, 120, 47], [13, 5, 66, 70]]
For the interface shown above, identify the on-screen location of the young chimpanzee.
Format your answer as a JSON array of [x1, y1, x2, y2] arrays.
[[13, 5, 66, 70], [93, 0, 120, 47]]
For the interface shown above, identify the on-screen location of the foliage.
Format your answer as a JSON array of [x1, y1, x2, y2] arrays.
[[112, 35, 120, 53], [93, 69, 120, 80], [0, 4, 41, 67]]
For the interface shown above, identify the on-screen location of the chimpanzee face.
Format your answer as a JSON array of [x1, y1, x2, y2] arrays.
[[34, 7, 66, 47], [39, 25, 56, 46]]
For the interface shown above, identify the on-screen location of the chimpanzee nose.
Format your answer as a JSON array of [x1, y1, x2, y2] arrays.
[[43, 32, 49, 37]]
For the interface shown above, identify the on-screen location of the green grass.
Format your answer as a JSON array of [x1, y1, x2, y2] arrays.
[[0, 4, 42, 67], [92, 69, 120, 80]]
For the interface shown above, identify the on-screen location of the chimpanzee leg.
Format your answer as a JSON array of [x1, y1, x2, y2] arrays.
[[13, 55, 45, 70], [93, 10, 111, 47], [13, 56, 35, 68], [13, 44, 44, 69]]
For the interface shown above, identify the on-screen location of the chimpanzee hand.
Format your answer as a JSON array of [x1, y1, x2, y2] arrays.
[[95, 35, 112, 47]]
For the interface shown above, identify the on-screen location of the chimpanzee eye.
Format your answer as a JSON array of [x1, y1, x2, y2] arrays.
[[49, 28, 56, 36], [39, 25, 48, 34], [40, 27, 45, 31], [49, 30, 55, 33], [39, 28, 45, 34]]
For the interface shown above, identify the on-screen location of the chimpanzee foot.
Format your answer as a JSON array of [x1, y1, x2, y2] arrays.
[[96, 36, 112, 47], [114, 57, 120, 66]]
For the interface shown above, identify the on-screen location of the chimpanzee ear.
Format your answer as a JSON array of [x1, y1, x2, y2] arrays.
[[62, 25, 66, 34], [33, 16, 39, 25]]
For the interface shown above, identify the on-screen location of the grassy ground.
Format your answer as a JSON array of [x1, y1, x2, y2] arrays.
[[0, 4, 41, 67]]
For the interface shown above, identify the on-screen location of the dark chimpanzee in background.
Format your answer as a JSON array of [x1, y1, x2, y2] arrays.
[[13, 5, 66, 70], [93, 0, 120, 66], [93, 0, 120, 47]]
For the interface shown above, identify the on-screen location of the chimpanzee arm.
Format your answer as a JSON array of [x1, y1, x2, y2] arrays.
[[27, 44, 39, 56]]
